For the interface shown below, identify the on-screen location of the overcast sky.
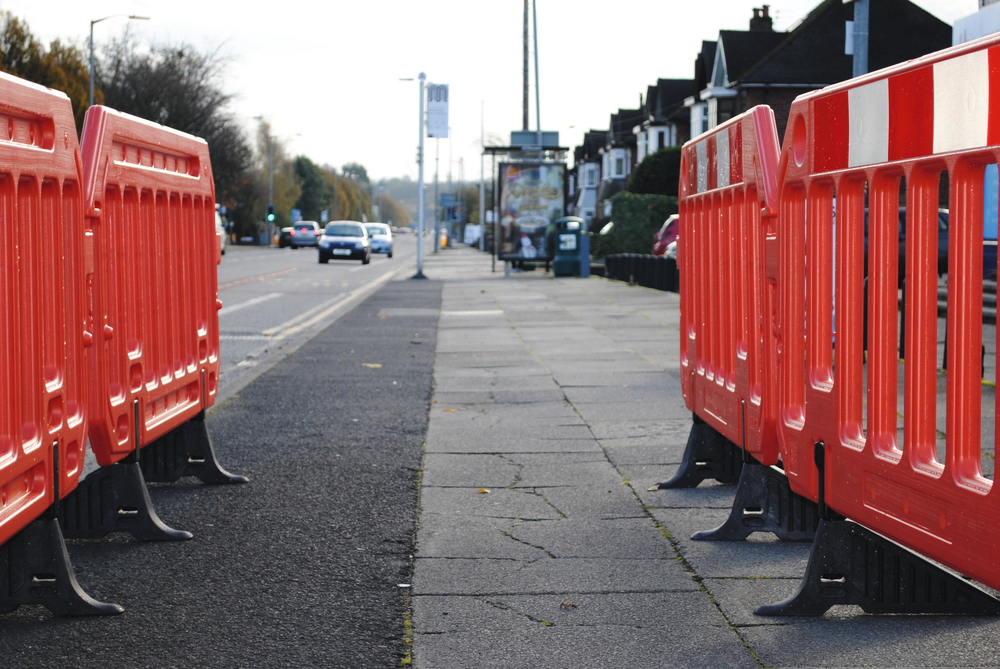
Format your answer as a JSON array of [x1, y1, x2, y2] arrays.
[[4, 0, 975, 182]]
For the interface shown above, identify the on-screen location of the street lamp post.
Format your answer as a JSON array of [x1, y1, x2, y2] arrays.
[[416, 73, 427, 278], [400, 73, 427, 278], [89, 14, 150, 108]]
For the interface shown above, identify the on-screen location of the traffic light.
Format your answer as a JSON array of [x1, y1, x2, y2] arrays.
[[266, 204, 275, 222]]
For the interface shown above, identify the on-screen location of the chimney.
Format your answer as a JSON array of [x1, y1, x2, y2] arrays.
[[750, 5, 773, 32]]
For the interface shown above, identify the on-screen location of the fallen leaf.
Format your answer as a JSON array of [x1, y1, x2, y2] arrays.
[[442, 408, 456, 412], [559, 603, 577, 609], [477, 488, 491, 494], [362, 363, 382, 369]]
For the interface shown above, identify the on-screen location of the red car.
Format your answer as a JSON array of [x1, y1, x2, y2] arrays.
[[652, 215, 679, 256]]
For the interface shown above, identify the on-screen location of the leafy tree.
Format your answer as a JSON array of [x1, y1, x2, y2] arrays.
[[627, 146, 681, 197], [293, 156, 332, 221], [0, 11, 93, 130], [96, 34, 253, 209], [372, 193, 411, 226], [341, 162, 369, 186]]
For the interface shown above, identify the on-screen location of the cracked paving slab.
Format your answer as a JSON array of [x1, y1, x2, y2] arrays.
[[414, 261, 757, 668]]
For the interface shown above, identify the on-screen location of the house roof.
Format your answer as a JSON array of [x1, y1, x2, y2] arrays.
[[693, 41, 717, 93], [645, 78, 695, 121], [717, 30, 786, 83], [575, 130, 606, 163], [608, 108, 643, 147], [733, 0, 951, 86]]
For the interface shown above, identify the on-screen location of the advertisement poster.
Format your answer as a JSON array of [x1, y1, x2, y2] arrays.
[[497, 163, 565, 261]]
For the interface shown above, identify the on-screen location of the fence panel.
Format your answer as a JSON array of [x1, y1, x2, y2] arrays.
[[81, 107, 220, 466], [679, 106, 782, 464], [775, 34, 1000, 591], [0, 73, 90, 546]]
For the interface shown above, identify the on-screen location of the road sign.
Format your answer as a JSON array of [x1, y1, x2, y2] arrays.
[[427, 84, 449, 138]]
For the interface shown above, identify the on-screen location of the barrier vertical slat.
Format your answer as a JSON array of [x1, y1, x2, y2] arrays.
[[903, 168, 942, 474]]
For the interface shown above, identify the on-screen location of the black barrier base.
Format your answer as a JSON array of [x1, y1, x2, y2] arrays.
[[755, 519, 1000, 616], [647, 417, 743, 490], [692, 462, 820, 541], [59, 462, 192, 542], [140, 412, 248, 485], [0, 518, 123, 616]]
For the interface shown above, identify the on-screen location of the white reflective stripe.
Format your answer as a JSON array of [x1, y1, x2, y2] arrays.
[[933, 50, 990, 154], [696, 140, 708, 193], [716, 130, 730, 188], [848, 79, 889, 168]]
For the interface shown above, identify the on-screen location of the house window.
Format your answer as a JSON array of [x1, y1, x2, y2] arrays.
[[717, 98, 735, 125], [658, 131, 665, 150], [615, 156, 624, 177], [587, 165, 596, 187]]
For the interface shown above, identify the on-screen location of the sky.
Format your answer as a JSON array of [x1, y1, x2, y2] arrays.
[[2, 0, 977, 182]]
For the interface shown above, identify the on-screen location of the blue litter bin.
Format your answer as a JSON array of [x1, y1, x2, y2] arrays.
[[549, 216, 584, 276]]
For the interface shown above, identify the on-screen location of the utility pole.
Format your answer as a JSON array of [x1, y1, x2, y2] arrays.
[[480, 101, 486, 253], [433, 138, 440, 254], [533, 0, 542, 148], [415, 73, 426, 278], [523, 0, 529, 130], [852, 0, 869, 78]]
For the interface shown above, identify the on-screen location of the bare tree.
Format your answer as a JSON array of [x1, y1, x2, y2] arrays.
[[96, 33, 252, 208]]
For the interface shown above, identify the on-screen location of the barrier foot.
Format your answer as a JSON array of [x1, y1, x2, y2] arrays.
[[691, 462, 819, 542], [755, 519, 1000, 616], [0, 518, 124, 616], [140, 412, 248, 485], [647, 417, 743, 490], [59, 462, 193, 542]]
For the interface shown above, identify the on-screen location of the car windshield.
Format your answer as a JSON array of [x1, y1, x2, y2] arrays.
[[366, 225, 389, 236], [295, 224, 315, 232], [325, 224, 364, 237]]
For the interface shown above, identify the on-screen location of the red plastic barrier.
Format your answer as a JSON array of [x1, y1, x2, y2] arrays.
[[679, 106, 782, 464], [775, 34, 1000, 590], [81, 107, 221, 466], [0, 73, 90, 544]]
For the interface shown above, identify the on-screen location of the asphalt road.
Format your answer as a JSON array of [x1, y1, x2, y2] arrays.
[[216, 234, 421, 400], [0, 270, 441, 668]]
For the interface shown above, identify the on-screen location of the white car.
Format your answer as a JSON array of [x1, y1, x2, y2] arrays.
[[215, 209, 227, 255], [365, 223, 393, 257]]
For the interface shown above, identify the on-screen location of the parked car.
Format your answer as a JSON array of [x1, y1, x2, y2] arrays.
[[290, 221, 320, 248], [365, 223, 393, 257], [215, 209, 227, 256], [863, 208, 949, 287], [318, 221, 371, 264], [652, 215, 679, 256], [665, 240, 677, 260], [278, 227, 293, 248]]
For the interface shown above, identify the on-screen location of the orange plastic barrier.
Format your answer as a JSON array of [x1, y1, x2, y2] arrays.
[[0, 73, 90, 545], [80, 107, 221, 466], [775, 35, 1000, 592], [678, 106, 782, 465]]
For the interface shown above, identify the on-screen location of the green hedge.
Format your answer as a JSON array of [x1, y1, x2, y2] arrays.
[[590, 192, 677, 259]]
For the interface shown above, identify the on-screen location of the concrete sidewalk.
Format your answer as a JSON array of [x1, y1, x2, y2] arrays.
[[412, 247, 1000, 669]]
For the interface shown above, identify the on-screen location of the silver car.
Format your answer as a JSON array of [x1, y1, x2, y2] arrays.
[[365, 223, 393, 257]]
